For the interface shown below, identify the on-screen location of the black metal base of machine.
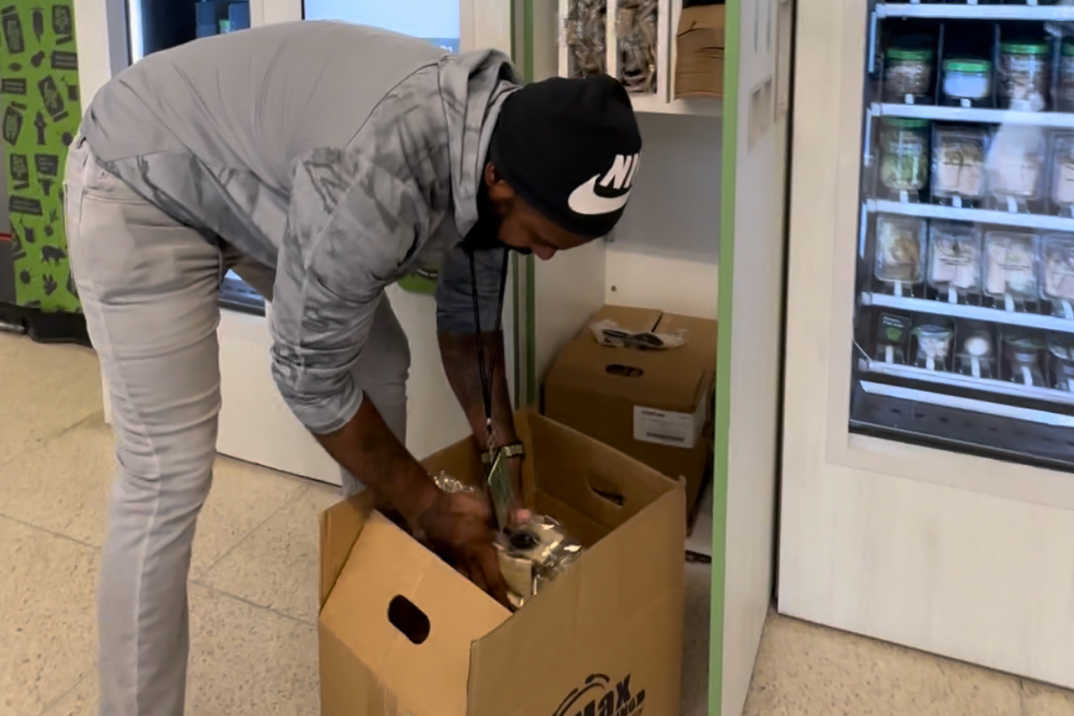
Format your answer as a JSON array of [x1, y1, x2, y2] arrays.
[[850, 383, 1074, 473], [0, 302, 90, 346]]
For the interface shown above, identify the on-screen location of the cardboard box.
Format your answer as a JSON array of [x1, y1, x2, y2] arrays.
[[674, 2, 726, 99], [543, 306, 716, 522], [318, 410, 685, 716]]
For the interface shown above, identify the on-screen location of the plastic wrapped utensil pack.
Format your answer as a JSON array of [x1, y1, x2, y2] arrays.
[[495, 515, 583, 609], [428, 470, 583, 610]]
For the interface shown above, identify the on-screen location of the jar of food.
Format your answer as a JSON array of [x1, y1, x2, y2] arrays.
[[913, 324, 953, 371], [1041, 234, 1074, 316], [928, 221, 981, 301], [875, 312, 911, 364], [931, 125, 988, 206], [984, 231, 1039, 304], [1004, 334, 1045, 386], [957, 324, 994, 380], [1058, 40, 1074, 112], [942, 58, 992, 107], [884, 47, 934, 104], [874, 214, 925, 290], [998, 40, 1050, 112], [1052, 133, 1074, 215], [987, 124, 1045, 210], [1047, 335, 1074, 391], [879, 118, 929, 199]]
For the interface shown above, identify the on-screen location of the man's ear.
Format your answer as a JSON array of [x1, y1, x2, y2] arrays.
[[484, 162, 515, 202]]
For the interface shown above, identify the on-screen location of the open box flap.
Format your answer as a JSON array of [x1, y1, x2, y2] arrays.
[[321, 511, 510, 715], [319, 491, 376, 609], [465, 485, 686, 716]]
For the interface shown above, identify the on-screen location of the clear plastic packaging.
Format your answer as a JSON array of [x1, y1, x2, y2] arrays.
[[616, 0, 657, 94], [565, 0, 607, 78], [1003, 333, 1045, 387], [931, 125, 988, 206], [495, 514, 583, 609], [884, 46, 934, 103], [942, 58, 992, 108], [928, 221, 981, 302], [1047, 334, 1074, 391], [1040, 234, 1074, 318], [875, 312, 911, 364], [912, 323, 954, 371], [1050, 133, 1074, 216], [879, 118, 929, 199], [956, 323, 995, 380], [984, 231, 1039, 305], [987, 124, 1046, 211], [998, 40, 1050, 112], [874, 214, 926, 292]]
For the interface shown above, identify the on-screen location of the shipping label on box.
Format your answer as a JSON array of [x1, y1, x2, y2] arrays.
[[633, 396, 706, 449]]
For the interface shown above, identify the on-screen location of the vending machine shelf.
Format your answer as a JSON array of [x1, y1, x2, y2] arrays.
[[860, 292, 1074, 334], [865, 200, 1074, 234], [851, 380, 1074, 472], [859, 358, 1074, 405], [870, 102, 1074, 128], [876, 3, 1074, 22]]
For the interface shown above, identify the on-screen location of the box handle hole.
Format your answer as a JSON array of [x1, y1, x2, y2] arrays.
[[605, 364, 644, 378], [588, 474, 626, 507], [387, 595, 430, 644]]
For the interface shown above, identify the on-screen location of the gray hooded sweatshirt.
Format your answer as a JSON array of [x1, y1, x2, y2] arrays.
[[80, 21, 519, 434]]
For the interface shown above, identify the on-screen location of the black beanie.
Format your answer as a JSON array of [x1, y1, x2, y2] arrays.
[[489, 74, 643, 238]]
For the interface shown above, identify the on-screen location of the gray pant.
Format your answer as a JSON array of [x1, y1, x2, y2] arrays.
[[64, 137, 410, 716]]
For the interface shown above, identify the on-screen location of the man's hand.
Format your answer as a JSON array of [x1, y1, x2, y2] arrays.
[[417, 489, 510, 607]]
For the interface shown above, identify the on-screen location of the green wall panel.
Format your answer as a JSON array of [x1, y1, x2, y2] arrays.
[[1, 1, 81, 312]]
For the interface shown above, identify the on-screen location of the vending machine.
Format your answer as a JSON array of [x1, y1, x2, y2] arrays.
[[783, 0, 1074, 689]]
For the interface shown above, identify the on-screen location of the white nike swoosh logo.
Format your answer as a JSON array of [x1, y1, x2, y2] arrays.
[[567, 175, 632, 215]]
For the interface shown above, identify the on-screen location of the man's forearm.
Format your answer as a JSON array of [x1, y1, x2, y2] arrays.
[[438, 330, 518, 451], [314, 397, 437, 524]]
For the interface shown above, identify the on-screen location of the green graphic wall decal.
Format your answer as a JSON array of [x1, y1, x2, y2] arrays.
[[1, 1, 80, 312]]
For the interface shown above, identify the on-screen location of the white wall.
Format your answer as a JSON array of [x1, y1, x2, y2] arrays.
[[304, 0, 458, 37], [605, 112, 721, 320], [73, 0, 128, 106]]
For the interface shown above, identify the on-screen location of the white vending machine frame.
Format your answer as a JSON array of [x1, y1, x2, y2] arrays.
[[781, 0, 1074, 689]]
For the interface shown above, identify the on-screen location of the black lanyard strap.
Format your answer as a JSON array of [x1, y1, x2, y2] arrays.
[[467, 247, 511, 448]]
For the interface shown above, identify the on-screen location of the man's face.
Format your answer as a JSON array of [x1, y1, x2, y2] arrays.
[[483, 163, 591, 260]]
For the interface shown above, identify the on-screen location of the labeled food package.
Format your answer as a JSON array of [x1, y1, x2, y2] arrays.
[[956, 322, 995, 379], [912, 321, 954, 371], [984, 231, 1039, 305], [874, 214, 926, 291], [879, 118, 930, 199], [928, 221, 981, 301], [1047, 334, 1074, 391], [1050, 132, 1074, 216], [931, 125, 988, 206], [875, 312, 911, 364], [1060, 40, 1074, 112], [942, 58, 992, 108], [1003, 333, 1045, 387], [495, 514, 583, 609], [1041, 234, 1074, 318], [987, 124, 1046, 210]]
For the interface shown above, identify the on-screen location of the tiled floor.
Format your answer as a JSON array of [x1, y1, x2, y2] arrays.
[[2, 332, 1074, 716]]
